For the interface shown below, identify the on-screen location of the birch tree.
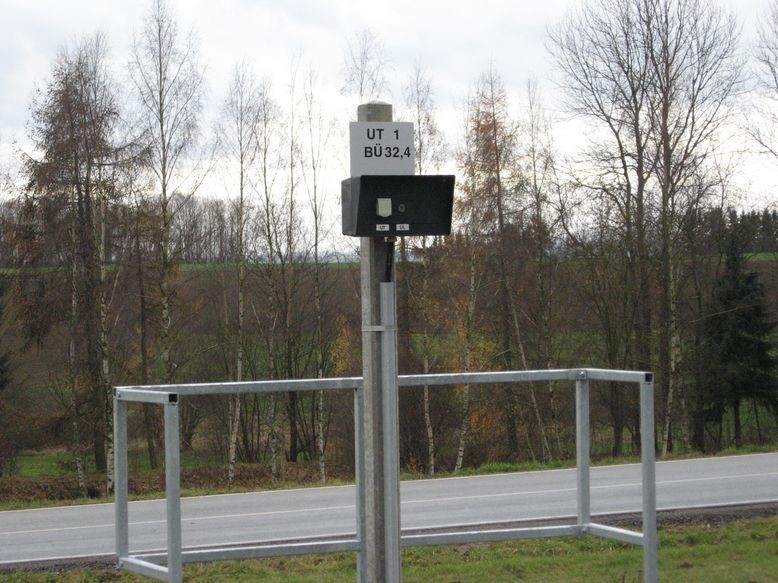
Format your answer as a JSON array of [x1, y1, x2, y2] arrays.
[[403, 63, 446, 474], [341, 28, 389, 102], [130, 0, 204, 384], [520, 80, 565, 458], [252, 77, 284, 481], [302, 65, 334, 482], [219, 60, 261, 486]]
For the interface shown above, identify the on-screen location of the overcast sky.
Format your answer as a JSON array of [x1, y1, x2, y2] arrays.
[[0, 0, 773, 204]]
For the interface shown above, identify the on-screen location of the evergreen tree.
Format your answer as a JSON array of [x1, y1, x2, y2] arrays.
[[702, 221, 778, 448]]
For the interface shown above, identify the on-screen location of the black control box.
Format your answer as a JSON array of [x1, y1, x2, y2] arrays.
[[341, 175, 455, 237]]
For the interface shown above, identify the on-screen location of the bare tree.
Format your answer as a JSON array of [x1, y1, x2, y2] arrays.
[[130, 0, 204, 384], [453, 101, 491, 471], [520, 80, 565, 459], [302, 64, 334, 482], [219, 60, 262, 486], [549, 0, 656, 387], [402, 62, 446, 475], [645, 0, 740, 454], [341, 28, 389, 102], [550, 0, 741, 454], [404, 63, 446, 175], [252, 77, 284, 482], [280, 57, 306, 464], [750, 0, 778, 158]]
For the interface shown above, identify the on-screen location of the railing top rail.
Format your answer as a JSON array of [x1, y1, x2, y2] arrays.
[[400, 369, 579, 386], [114, 368, 652, 402], [115, 376, 363, 399], [584, 369, 653, 384]]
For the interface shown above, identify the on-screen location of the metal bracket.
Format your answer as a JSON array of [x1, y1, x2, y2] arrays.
[[362, 325, 396, 333]]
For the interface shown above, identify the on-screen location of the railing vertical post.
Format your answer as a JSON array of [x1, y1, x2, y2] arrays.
[[114, 395, 129, 562], [164, 396, 182, 583], [354, 384, 366, 578], [640, 375, 658, 583], [575, 372, 591, 530]]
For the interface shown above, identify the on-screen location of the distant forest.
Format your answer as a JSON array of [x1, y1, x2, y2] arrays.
[[0, 0, 776, 493]]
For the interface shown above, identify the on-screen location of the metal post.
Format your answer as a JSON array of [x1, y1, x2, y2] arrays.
[[164, 398, 183, 583], [357, 101, 401, 583], [575, 374, 590, 529], [114, 396, 129, 561], [354, 385, 366, 578], [380, 282, 401, 582], [640, 376, 658, 583]]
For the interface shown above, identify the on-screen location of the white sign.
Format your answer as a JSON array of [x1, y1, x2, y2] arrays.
[[349, 122, 415, 176]]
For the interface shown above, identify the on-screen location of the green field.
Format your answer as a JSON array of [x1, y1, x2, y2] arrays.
[[1, 514, 777, 582]]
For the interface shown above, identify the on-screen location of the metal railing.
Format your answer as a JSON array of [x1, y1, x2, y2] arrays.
[[114, 367, 656, 582]]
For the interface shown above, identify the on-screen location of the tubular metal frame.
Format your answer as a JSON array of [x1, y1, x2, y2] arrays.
[[113, 368, 656, 583]]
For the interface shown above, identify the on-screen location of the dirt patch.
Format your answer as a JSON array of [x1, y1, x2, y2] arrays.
[[602, 502, 778, 528]]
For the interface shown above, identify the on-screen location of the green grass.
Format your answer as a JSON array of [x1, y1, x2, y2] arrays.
[[14, 453, 87, 477], [1, 514, 777, 581], [748, 251, 778, 262]]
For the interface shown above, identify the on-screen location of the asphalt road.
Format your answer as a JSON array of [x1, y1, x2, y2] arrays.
[[0, 452, 775, 567]]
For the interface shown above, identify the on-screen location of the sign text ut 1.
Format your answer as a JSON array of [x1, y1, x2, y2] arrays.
[[349, 121, 415, 176]]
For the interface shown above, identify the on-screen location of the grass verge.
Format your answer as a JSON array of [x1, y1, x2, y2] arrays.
[[1, 514, 777, 581]]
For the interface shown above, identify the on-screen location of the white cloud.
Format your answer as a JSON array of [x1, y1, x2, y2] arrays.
[[1, 0, 775, 203]]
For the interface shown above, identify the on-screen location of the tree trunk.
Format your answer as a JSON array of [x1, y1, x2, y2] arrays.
[[98, 189, 114, 495], [227, 394, 241, 486], [68, 230, 87, 498], [661, 247, 679, 456], [733, 398, 742, 448], [454, 239, 477, 474], [135, 215, 159, 470], [423, 383, 434, 476], [454, 384, 470, 474], [314, 245, 326, 483], [507, 283, 552, 462], [611, 382, 624, 457], [270, 394, 281, 482], [70, 392, 88, 498], [228, 182, 246, 487]]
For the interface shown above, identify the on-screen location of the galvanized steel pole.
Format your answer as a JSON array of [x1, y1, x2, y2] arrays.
[[356, 101, 402, 583], [640, 377, 658, 583], [164, 399, 183, 583]]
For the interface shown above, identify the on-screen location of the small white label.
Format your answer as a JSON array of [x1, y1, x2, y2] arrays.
[[377, 198, 392, 218], [376, 224, 390, 232], [397, 224, 410, 231]]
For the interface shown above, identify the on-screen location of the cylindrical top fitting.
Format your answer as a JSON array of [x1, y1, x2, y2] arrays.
[[358, 101, 392, 122]]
